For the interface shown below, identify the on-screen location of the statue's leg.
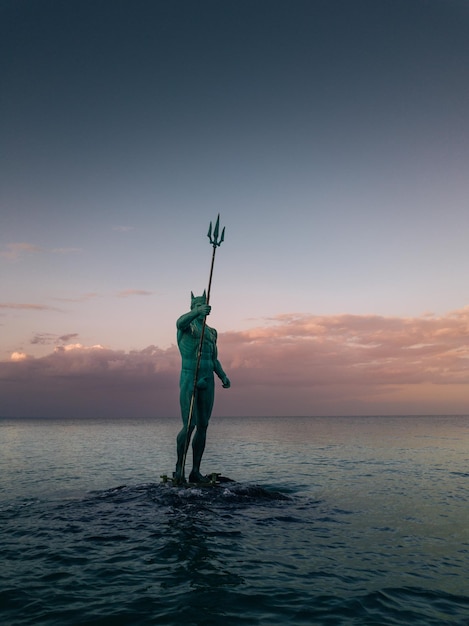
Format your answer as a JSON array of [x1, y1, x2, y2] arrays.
[[175, 379, 195, 483], [174, 428, 185, 483], [190, 428, 207, 481], [189, 380, 214, 482]]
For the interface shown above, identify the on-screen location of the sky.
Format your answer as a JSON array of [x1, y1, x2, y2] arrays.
[[1, 0, 469, 417]]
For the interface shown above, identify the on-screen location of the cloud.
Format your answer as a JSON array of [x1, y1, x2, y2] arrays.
[[0, 242, 42, 261], [58, 333, 80, 343], [113, 225, 135, 232], [1, 242, 82, 262], [116, 289, 153, 298], [57, 343, 105, 352], [53, 293, 100, 303], [0, 344, 180, 418], [0, 303, 61, 311], [30, 332, 79, 345], [1, 307, 468, 418], [220, 308, 469, 388], [211, 307, 469, 416], [51, 247, 83, 254], [30, 333, 58, 345], [53, 290, 153, 303]]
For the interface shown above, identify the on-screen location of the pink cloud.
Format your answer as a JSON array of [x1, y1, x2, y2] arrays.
[[220, 308, 469, 387], [116, 289, 153, 298], [0, 243, 81, 262], [50, 247, 83, 254], [1, 308, 468, 417], [0, 303, 61, 311], [0, 242, 42, 261], [53, 292, 100, 303]]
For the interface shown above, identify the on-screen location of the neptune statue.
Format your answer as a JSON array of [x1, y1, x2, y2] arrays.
[[174, 291, 230, 484]]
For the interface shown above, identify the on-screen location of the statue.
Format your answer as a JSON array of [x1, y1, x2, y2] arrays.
[[174, 291, 231, 483]]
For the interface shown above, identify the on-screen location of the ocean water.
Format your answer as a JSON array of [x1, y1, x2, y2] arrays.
[[1, 415, 468, 626]]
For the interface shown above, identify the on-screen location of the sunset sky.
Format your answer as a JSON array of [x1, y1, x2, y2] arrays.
[[1, 0, 469, 417]]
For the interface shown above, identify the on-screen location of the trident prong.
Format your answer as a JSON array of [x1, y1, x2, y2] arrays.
[[208, 214, 225, 248]]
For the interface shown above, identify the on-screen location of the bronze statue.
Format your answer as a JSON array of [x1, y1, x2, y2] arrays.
[[175, 291, 230, 483]]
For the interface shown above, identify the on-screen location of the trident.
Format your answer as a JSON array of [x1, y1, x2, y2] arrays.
[[180, 214, 225, 481]]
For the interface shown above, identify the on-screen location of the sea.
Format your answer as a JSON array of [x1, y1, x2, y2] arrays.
[[1, 415, 468, 626]]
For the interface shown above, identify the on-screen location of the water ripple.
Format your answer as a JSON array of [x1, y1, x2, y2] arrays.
[[2, 416, 469, 625]]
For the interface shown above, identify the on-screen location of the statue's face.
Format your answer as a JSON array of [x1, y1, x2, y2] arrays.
[[190, 292, 206, 310]]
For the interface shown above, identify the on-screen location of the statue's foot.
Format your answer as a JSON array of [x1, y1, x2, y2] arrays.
[[173, 470, 185, 486], [189, 470, 210, 484]]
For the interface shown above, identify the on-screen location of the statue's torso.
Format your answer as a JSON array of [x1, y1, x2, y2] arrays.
[[178, 322, 216, 373]]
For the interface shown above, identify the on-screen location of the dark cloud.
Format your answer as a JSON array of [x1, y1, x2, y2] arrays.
[[0, 344, 180, 418], [30, 333, 57, 345], [30, 332, 79, 345], [58, 333, 79, 343]]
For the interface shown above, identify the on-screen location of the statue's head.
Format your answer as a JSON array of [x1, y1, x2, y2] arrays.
[[190, 290, 207, 309]]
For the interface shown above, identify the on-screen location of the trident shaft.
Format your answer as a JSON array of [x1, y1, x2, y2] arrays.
[[180, 214, 225, 481]]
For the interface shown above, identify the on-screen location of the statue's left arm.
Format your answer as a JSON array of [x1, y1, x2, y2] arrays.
[[212, 330, 231, 388]]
